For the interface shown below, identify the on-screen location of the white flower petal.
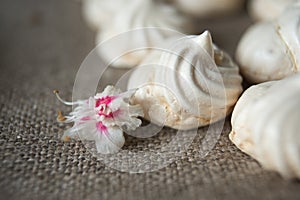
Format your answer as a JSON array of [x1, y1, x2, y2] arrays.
[[62, 120, 98, 141], [77, 122, 98, 140], [109, 90, 136, 108], [95, 126, 125, 154], [114, 103, 144, 130], [115, 114, 142, 130], [95, 85, 122, 99]]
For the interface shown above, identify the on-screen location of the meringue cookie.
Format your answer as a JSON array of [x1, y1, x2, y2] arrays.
[[127, 31, 243, 130], [249, 0, 299, 21], [236, 3, 300, 84], [96, 0, 190, 68], [230, 73, 300, 179], [171, 0, 245, 18]]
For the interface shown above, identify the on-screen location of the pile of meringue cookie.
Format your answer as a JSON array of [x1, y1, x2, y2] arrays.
[[80, 0, 300, 179]]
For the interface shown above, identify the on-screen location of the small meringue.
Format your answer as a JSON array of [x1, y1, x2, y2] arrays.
[[127, 31, 243, 130], [95, 0, 190, 68], [236, 3, 300, 83]]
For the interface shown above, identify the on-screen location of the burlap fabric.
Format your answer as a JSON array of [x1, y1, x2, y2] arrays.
[[0, 0, 299, 199]]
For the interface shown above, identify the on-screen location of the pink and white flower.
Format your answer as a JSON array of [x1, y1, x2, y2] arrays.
[[54, 86, 143, 154]]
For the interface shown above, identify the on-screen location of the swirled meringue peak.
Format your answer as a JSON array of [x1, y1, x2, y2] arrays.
[[127, 31, 243, 130], [95, 0, 191, 68]]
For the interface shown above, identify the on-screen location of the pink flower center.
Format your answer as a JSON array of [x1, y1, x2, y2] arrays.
[[97, 104, 113, 118], [95, 96, 115, 107], [99, 110, 114, 118], [95, 95, 120, 119]]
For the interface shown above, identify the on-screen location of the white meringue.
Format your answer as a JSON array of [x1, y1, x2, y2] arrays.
[[95, 0, 190, 68], [127, 31, 243, 130], [236, 3, 300, 84], [230, 73, 300, 179], [249, 0, 299, 21], [171, 0, 245, 18]]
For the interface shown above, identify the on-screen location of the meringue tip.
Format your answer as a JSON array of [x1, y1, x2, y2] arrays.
[[194, 30, 214, 58]]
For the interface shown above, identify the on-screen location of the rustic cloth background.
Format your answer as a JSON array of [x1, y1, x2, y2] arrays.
[[0, 0, 299, 200]]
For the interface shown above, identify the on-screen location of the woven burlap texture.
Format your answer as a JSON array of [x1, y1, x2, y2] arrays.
[[0, 0, 299, 199]]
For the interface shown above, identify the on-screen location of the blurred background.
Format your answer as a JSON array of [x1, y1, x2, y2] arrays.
[[0, 0, 251, 92], [0, 0, 299, 200]]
